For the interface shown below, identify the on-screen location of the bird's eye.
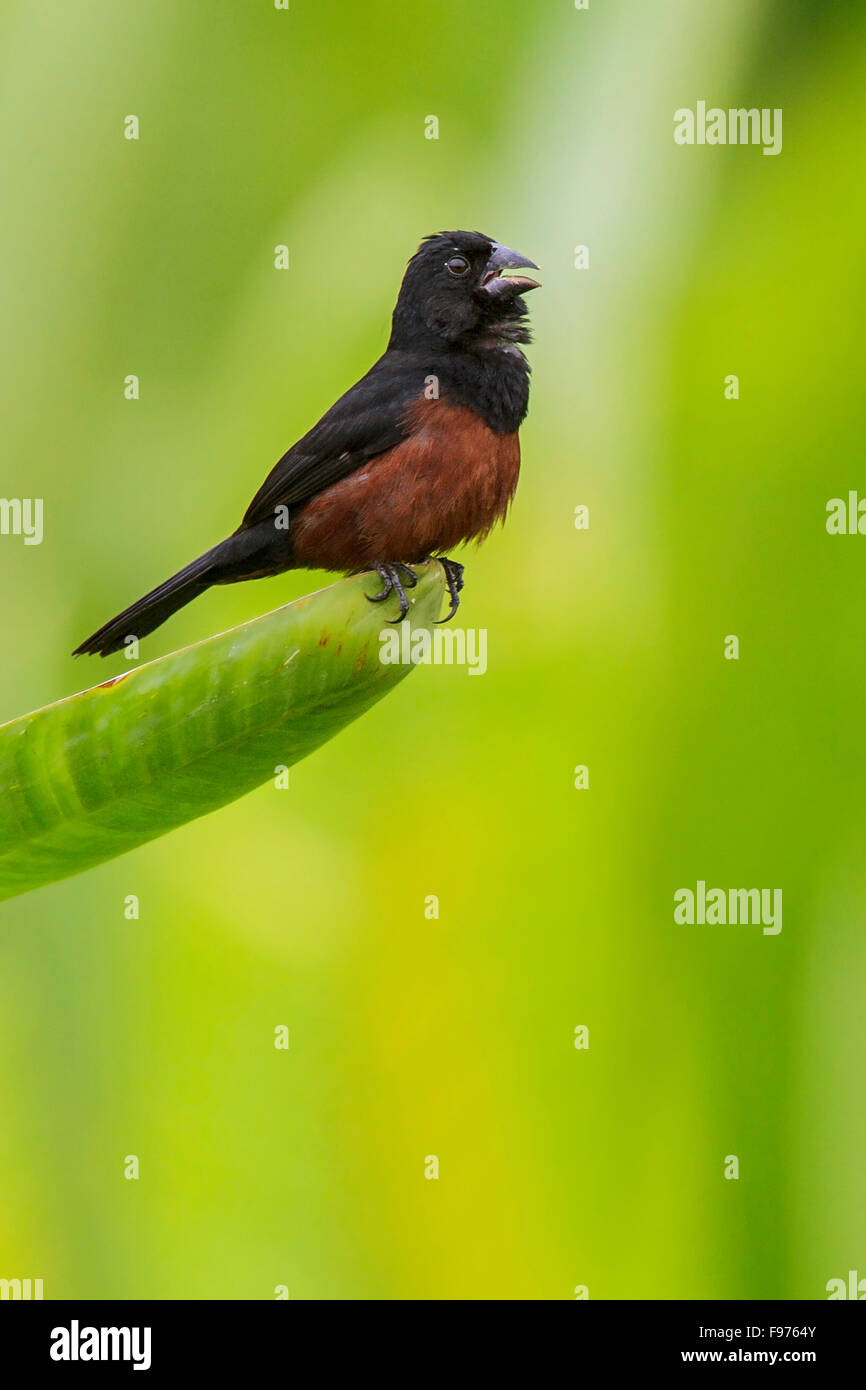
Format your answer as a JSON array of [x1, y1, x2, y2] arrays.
[[446, 255, 469, 276]]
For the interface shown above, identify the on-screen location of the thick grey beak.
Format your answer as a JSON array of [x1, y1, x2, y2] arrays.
[[481, 243, 541, 296]]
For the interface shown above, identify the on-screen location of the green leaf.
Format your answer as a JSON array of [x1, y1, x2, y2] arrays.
[[0, 566, 444, 902]]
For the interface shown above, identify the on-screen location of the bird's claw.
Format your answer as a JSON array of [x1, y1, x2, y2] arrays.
[[367, 562, 417, 622], [433, 557, 464, 622], [367, 557, 463, 624]]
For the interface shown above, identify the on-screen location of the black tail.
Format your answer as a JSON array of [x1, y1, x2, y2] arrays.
[[73, 545, 224, 657]]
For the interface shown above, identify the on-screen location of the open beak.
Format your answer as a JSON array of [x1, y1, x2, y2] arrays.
[[480, 243, 541, 297]]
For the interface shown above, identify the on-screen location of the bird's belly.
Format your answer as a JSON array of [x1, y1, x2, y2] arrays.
[[291, 400, 520, 570]]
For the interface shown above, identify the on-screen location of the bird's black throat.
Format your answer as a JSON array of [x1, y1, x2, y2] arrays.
[[443, 340, 531, 435]]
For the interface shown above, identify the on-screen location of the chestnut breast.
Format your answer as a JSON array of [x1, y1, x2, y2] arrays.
[[290, 398, 520, 571]]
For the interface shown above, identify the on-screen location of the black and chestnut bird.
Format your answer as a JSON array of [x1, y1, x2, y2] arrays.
[[74, 230, 540, 657]]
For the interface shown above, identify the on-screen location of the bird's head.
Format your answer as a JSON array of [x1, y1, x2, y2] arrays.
[[389, 230, 540, 350]]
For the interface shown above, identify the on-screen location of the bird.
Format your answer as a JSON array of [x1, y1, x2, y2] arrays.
[[73, 230, 540, 657]]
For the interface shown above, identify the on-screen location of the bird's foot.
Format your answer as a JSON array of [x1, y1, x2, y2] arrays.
[[366, 562, 418, 622], [427, 556, 464, 622]]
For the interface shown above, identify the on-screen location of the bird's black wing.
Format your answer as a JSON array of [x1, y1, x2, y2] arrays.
[[241, 354, 425, 528]]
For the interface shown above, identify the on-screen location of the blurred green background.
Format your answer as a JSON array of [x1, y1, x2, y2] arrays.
[[1, 0, 864, 1299]]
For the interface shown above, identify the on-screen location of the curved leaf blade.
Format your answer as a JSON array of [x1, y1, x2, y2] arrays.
[[0, 567, 444, 902]]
